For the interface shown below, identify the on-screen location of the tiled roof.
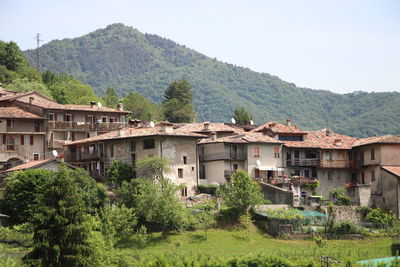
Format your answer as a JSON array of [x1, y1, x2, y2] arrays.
[[1, 91, 131, 114], [65, 125, 208, 146], [177, 122, 244, 133], [381, 166, 400, 177], [283, 129, 357, 150], [198, 132, 282, 144], [251, 121, 307, 134], [352, 135, 400, 147], [3, 159, 53, 172], [0, 107, 45, 119]]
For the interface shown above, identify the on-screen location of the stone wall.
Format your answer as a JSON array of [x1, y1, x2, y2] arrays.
[[320, 206, 362, 223]]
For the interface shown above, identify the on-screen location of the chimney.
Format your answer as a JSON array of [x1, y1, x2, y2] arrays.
[[160, 121, 173, 133], [286, 118, 291, 126], [90, 101, 96, 108], [117, 103, 123, 111], [29, 97, 34, 104], [326, 129, 331, 136], [203, 122, 210, 131], [210, 131, 217, 141]]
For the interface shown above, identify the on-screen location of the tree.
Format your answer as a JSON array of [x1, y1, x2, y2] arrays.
[[107, 160, 135, 186], [3, 169, 53, 224], [122, 92, 160, 121], [23, 166, 96, 266], [329, 187, 350, 206], [162, 80, 195, 123], [192, 211, 215, 240], [0, 41, 26, 72], [221, 170, 264, 214], [5, 78, 52, 97], [102, 86, 119, 108], [136, 156, 169, 184], [233, 107, 253, 125]]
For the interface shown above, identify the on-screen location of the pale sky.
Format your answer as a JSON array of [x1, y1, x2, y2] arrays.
[[0, 0, 399, 93]]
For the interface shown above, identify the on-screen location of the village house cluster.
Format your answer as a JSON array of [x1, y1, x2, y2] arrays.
[[1, 89, 400, 217]]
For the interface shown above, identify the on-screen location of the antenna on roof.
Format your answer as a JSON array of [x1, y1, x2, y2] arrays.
[[52, 150, 58, 158], [231, 118, 236, 124], [256, 160, 262, 167], [149, 121, 155, 128], [97, 102, 102, 108], [250, 120, 254, 125]]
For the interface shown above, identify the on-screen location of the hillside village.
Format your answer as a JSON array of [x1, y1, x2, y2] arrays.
[[1, 87, 400, 219]]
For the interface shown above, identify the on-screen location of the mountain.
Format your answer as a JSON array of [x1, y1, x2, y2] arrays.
[[24, 23, 400, 137]]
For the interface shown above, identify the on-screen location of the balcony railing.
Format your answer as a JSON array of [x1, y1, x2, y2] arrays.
[[199, 152, 247, 162], [287, 158, 359, 169], [46, 121, 126, 131], [269, 176, 319, 185], [66, 151, 105, 162], [286, 158, 320, 167]]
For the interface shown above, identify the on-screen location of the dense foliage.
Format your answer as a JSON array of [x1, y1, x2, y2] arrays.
[[162, 80, 195, 123], [329, 187, 351, 206], [107, 160, 135, 186], [233, 107, 253, 125], [23, 23, 400, 137], [122, 91, 161, 121], [221, 170, 264, 214]]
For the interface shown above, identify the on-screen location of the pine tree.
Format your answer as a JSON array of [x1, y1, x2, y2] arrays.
[[162, 80, 195, 123], [233, 107, 253, 125]]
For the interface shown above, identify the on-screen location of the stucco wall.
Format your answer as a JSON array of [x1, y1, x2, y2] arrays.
[[381, 144, 400, 165], [247, 143, 283, 179], [381, 170, 400, 218], [316, 169, 351, 198]]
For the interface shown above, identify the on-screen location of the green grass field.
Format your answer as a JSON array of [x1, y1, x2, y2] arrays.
[[115, 228, 392, 265], [0, 228, 394, 266]]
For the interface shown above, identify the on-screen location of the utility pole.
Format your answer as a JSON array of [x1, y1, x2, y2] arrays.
[[34, 33, 42, 71]]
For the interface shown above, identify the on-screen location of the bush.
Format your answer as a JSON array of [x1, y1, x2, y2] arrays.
[[197, 184, 219, 195], [365, 208, 394, 226], [330, 221, 364, 235], [133, 225, 150, 248], [329, 187, 351, 206], [356, 206, 373, 218]]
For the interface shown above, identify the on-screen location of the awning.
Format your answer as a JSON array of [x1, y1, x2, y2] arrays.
[[257, 166, 285, 171]]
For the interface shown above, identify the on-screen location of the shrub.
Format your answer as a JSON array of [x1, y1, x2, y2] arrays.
[[356, 206, 373, 218], [197, 184, 218, 195], [134, 225, 150, 248], [329, 187, 351, 206], [365, 208, 394, 226], [330, 220, 364, 235]]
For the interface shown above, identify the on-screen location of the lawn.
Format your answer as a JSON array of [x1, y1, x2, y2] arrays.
[[0, 228, 393, 266], [115, 228, 392, 265]]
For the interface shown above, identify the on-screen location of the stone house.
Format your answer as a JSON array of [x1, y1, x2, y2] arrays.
[[64, 122, 206, 197]]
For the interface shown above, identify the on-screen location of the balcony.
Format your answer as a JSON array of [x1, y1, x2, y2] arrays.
[[287, 158, 359, 169], [286, 158, 320, 167], [269, 176, 319, 186], [199, 152, 247, 162], [66, 151, 105, 162], [46, 121, 126, 132], [224, 170, 237, 178], [319, 160, 359, 169]]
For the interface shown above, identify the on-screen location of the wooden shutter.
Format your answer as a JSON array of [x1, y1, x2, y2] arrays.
[[253, 146, 260, 157], [20, 135, 24, 145], [54, 113, 58, 121], [63, 114, 67, 121], [30, 135, 34, 145]]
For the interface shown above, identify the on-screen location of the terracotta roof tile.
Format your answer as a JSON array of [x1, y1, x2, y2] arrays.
[[198, 132, 282, 144], [177, 122, 244, 134], [3, 159, 53, 172], [352, 135, 400, 147], [251, 121, 307, 134], [381, 166, 400, 177], [0, 107, 45, 119], [65, 125, 208, 146]]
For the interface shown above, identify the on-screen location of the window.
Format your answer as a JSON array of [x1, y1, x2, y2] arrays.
[[6, 137, 14, 150], [110, 144, 114, 157], [30, 135, 34, 145], [305, 150, 317, 159], [34, 122, 40, 132], [304, 170, 310, 178], [20, 135, 24, 145], [109, 117, 115, 123], [255, 168, 260, 178], [102, 116, 107, 123], [181, 187, 188, 197], [327, 171, 333, 181], [371, 149, 375, 160], [65, 114, 72, 122], [199, 165, 206, 179], [86, 115, 94, 123], [6, 119, 12, 127], [201, 147, 205, 154], [253, 146, 260, 157], [233, 164, 238, 171], [130, 140, 136, 152], [183, 156, 187, 164], [48, 113, 54, 121], [294, 150, 300, 159], [272, 146, 279, 158], [99, 143, 104, 157], [371, 170, 376, 182], [33, 153, 39, 160], [326, 151, 332, 160], [361, 172, 365, 184], [143, 139, 155, 149], [178, 168, 183, 179], [131, 154, 137, 178]]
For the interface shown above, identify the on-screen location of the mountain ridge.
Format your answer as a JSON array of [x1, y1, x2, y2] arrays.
[[24, 23, 400, 137]]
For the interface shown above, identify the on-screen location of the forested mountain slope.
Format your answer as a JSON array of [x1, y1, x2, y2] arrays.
[[24, 23, 400, 137]]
